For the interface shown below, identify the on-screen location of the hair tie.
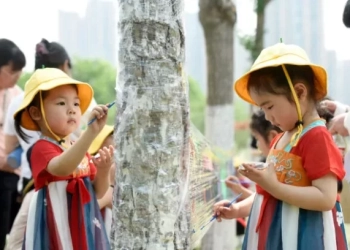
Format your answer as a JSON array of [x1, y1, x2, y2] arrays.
[[295, 120, 303, 127]]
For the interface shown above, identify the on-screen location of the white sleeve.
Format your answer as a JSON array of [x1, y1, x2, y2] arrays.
[[334, 101, 350, 116], [4, 97, 20, 136], [344, 113, 350, 135]]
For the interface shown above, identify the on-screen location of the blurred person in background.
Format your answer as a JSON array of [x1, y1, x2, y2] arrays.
[[249, 110, 282, 161], [0, 38, 25, 250], [343, 0, 350, 28]]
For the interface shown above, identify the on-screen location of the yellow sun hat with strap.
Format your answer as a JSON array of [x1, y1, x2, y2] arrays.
[[88, 125, 114, 155], [234, 42, 328, 147], [13, 68, 93, 131]]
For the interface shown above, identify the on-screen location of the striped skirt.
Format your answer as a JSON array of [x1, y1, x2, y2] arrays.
[[242, 194, 348, 250], [23, 178, 110, 250]]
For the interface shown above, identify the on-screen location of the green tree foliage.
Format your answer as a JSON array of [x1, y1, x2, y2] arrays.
[[234, 96, 250, 149], [17, 72, 31, 90], [71, 58, 117, 124], [189, 77, 205, 132]]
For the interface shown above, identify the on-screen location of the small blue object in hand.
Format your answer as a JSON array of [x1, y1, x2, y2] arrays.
[[7, 146, 23, 169], [87, 101, 116, 125]]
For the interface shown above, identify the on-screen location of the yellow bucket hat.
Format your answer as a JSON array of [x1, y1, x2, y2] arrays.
[[235, 43, 327, 147], [14, 68, 93, 131], [234, 43, 327, 105], [88, 125, 114, 155]]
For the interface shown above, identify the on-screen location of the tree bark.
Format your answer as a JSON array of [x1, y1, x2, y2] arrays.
[[199, 0, 236, 249], [110, 0, 191, 249]]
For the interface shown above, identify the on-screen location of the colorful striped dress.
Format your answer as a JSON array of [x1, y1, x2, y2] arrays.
[[23, 138, 110, 250], [242, 120, 348, 250]]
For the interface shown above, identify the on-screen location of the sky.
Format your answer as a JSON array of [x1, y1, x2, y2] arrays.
[[0, 0, 350, 70]]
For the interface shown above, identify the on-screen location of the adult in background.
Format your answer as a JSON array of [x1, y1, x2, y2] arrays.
[[0, 38, 25, 250]]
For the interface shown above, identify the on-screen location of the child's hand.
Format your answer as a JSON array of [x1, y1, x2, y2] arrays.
[[213, 200, 239, 222], [92, 145, 114, 171], [88, 104, 109, 134], [109, 163, 116, 186], [239, 162, 278, 191], [225, 176, 243, 194], [329, 113, 349, 136], [106, 185, 113, 209]]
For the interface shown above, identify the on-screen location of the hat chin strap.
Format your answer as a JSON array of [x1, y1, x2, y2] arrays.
[[281, 65, 303, 147], [39, 91, 68, 148]]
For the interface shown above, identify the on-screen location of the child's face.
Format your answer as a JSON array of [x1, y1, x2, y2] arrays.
[[251, 129, 278, 157], [250, 91, 298, 132], [33, 85, 81, 138]]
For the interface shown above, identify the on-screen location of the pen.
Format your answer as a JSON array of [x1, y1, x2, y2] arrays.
[[88, 101, 116, 125], [193, 193, 242, 233]]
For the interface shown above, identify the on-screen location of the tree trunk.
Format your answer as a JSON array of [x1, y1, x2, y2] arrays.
[[199, 0, 237, 249], [254, 0, 271, 59], [110, 0, 191, 249], [249, 0, 271, 149]]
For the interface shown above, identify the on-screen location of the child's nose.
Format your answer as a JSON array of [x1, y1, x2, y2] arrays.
[[68, 108, 76, 114]]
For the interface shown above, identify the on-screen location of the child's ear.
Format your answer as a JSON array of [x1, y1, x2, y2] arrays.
[[267, 130, 279, 143], [293, 83, 308, 101], [28, 106, 42, 121]]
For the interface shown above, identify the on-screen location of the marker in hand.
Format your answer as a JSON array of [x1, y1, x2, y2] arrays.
[[192, 193, 242, 233], [220, 179, 251, 185], [88, 101, 116, 125]]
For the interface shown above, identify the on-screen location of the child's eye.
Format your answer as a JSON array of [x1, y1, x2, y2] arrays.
[[57, 102, 65, 105], [74, 102, 80, 106], [267, 105, 274, 110]]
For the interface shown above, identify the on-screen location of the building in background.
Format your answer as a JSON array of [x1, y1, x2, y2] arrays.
[[264, 0, 326, 66], [59, 0, 116, 66], [264, 0, 350, 104], [183, 11, 251, 94]]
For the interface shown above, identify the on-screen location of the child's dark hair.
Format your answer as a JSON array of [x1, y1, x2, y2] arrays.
[[248, 65, 317, 102], [14, 92, 47, 143], [316, 96, 334, 124], [0, 39, 26, 70], [250, 110, 282, 143], [35, 39, 71, 70]]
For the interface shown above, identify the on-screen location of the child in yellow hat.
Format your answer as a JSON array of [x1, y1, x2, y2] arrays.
[[214, 43, 347, 249], [88, 124, 115, 237], [13, 68, 113, 249]]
